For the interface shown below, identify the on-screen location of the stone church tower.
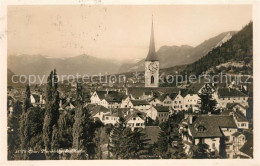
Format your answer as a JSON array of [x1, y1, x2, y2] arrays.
[[145, 17, 159, 88]]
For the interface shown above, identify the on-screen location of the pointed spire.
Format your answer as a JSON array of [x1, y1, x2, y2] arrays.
[[145, 15, 159, 61]]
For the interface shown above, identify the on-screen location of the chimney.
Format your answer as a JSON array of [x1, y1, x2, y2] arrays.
[[110, 108, 112, 115], [208, 112, 211, 116], [189, 115, 193, 124], [106, 88, 109, 95], [178, 90, 181, 95]]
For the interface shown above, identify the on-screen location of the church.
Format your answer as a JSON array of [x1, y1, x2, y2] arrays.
[[145, 17, 159, 88]]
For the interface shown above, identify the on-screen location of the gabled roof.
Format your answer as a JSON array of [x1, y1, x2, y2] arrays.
[[189, 115, 237, 138], [130, 100, 150, 106], [226, 103, 246, 109], [153, 106, 170, 112], [189, 82, 215, 93], [234, 112, 248, 122], [95, 91, 126, 103], [87, 104, 110, 117], [239, 133, 253, 158], [158, 92, 179, 102], [232, 131, 243, 137], [124, 110, 146, 122], [31, 94, 40, 100], [217, 88, 248, 98]]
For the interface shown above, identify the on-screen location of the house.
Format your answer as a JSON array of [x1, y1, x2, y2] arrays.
[[148, 97, 162, 106], [120, 95, 134, 108], [171, 91, 184, 111], [227, 103, 247, 117], [189, 82, 215, 94], [90, 90, 126, 108], [30, 93, 46, 106], [179, 114, 247, 158], [128, 100, 151, 112], [147, 106, 170, 122], [30, 94, 40, 104], [214, 88, 248, 108], [182, 89, 201, 112], [233, 112, 249, 129], [125, 111, 146, 130], [87, 104, 110, 122]]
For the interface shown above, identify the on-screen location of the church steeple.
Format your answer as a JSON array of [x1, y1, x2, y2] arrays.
[[145, 15, 159, 61]]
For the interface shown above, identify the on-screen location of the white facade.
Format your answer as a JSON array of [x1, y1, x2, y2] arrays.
[[171, 93, 184, 111], [183, 94, 201, 111]]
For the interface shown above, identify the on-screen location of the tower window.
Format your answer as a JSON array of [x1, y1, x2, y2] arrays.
[[151, 75, 154, 84]]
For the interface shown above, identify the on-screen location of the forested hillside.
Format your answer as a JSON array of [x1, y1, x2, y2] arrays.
[[185, 22, 253, 76]]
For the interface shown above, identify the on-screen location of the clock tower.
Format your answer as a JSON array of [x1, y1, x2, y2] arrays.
[[145, 16, 159, 88]]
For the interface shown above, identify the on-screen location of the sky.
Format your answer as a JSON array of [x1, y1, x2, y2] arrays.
[[7, 5, 252, 62]]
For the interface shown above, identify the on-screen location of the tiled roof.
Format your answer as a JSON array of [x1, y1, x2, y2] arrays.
[[87, 104, 110, 117], [142, 126, 162, 144], [234, 112, 248, 122], [226, 103, 246, 109], [158, 92, 178, 102], [153, 106, 170, 112], [96, 91, 126, 103], [32, 94, 40, 100], [124, 110, 146, 122], [127, 87, 178, 99], [130, 100, 150, 106], [239, 133, 253, 158], [189, 115, 237, 138], [181, 89, 196, 97], [217, 88, 247, 98], [221, 109, 233, 116], [232, 131, 243, 137]]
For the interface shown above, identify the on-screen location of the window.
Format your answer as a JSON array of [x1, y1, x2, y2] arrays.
[[151, 76, 154, 84], [136, 123, 140, 126], [212, 143, 215, 149], [133, 117, 136, 120], [106, 117, 109, 120]]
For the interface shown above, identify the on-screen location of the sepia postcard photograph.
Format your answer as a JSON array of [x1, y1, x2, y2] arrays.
[[0, 0, 260, 165]]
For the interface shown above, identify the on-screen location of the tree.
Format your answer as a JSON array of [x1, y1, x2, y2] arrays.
[[71, 82, 96, 159], [8, 101, 22, 160], [19, 84, 32, 159], [23, 84, 31, 113], [43, 69, 60, 158], [109, 118, 149, 159], [199, 84, 217, 114], [191, 143, 210, 159], [109, 117, 127, 159]]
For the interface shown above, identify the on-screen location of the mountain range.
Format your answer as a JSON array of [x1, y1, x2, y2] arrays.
[[8, 30, 236, 84], [118, 31, 236, 73]]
